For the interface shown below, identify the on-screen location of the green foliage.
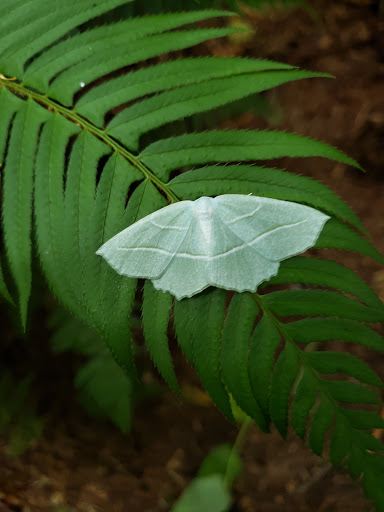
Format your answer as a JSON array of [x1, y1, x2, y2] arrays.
[[0, 1, 383, 508], [171, 475, 231, 512], [0, 371, 42, 456], [198, 444, 243, 487], [50, 310, 134, 433], [170, 443, 243, 512]]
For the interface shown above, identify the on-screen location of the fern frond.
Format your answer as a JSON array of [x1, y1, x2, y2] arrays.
[[0, 0, 129, 77], [75, 354, 133, 434], [49, 27, 239, 106], [84, 153, 142, 323], [285, 318, 384, 351], [0, 259, 13, 304], [62, 131, 110, 326], [108, 70, 328, 150], [249, 292, 384, 508], [0, 88, 24, 163], [221, 293, 268, 430], [2, 98, 49, 327], [263, 289, 384, 322], [316, 218, 384, 263], [142, 281, 178, 394], [341, 410, 384, 431], [98, 180, 167, 374], [267, 257, 384, 311], [307, 395, 334, 455], [248, 313, 281, 420], [324, 380, 381, 405], [24, 10, 231, 92], [174, 288, 233, 420], [269, 342, 299, 437], [34, 115, 80, 306], [169, 165, 366, 233], [50, 310, 134, 433], [290, 367, 317, 438], [82, 153, 141, 374], [305, 352, 383, 388], [76, 57, 294, 126], [141, 130, 361, 181], [363, 462, 384, 509]]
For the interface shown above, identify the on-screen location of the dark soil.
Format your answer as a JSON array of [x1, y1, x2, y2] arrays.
[[1, 1, 383, 511]]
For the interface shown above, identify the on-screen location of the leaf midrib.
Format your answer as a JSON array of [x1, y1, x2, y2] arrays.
[[0, 78, 179, 203]]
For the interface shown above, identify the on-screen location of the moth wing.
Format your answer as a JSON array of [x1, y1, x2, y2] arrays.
[[153, 197, 280, 299], [207, 212, 280, 294], [215, 195, 329, 262], [151, 207, 213, 299], [96, 201, 193, 279]]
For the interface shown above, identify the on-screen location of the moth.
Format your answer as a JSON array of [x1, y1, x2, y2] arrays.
[[97, 195, 329, 299]]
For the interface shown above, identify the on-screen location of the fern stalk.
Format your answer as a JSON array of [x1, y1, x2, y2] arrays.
[[1, 77, 179, 203]]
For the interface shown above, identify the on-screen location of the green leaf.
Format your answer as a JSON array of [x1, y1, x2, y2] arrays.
[[291, 368, 318, 439], [269, 342, 299, 437], [142, 282, 177, 393], [0, 88, 24, 163], [0, 260, 13, 304], [62, 131, 111, 327], [285, 318, 384, 351], [75, 354, 133, 434], [2, 99, 49, 328], [50, 312, 101, 357], [141, 130, 362, 181], [24, 10, 230, 92], [341, 410, 384, 431], [305, 351, 383, 388], [263, 289, 384, 322], [308, 395, 334, 455], [108, 70, 328, 150], [100, 180, 166, 373], [329, 417, 350, 466], [121, 179, 167, 226], [174, 289, 233, 420], [248, 313, 281, 420], [316, 218, 384, 263], [221, 293, 268, 430], [324, 380, 381, 405], [49, 27, 239, 106], [173, 297, 199, 365], [198, 444, 243, 487], [347, 446, 366, 480], [170, 475, 231, 512], [7, 409, 42, 457], [169, 165, 366, 234], [266, 257, 384, 312], [34, 114, 83, 314], [84, 154, 141, 327], [0, 0, 128, 77], [76, 57, 294, 126], [362, 459, 384, 511], [50, 309, 136, 433]]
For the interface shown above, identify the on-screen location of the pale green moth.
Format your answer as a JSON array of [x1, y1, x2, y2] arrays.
[[96, 195, 330, 299]]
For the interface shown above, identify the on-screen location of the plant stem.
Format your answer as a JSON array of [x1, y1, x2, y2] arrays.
[[224, 415, 253, 489], [0, 78, 179, 203]]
